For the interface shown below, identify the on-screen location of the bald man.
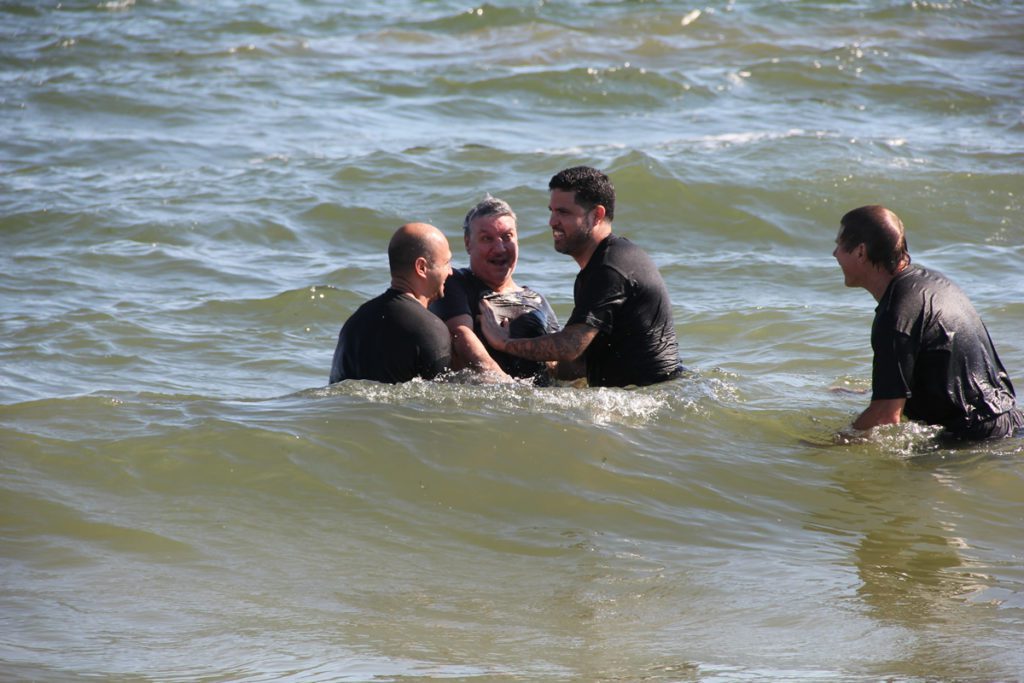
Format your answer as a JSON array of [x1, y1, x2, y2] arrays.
[[833, 205, 1022, 440], [329, 223, 453, 384]]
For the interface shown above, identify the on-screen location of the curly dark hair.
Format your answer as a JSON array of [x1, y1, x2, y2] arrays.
[[548, 166, 615, 221]]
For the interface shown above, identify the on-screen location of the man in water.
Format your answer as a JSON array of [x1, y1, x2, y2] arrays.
[[329, 222, 453, 384], [479, 166, 682, 387], [833, 205, 1023, 440], [430, 196, 559, 383]]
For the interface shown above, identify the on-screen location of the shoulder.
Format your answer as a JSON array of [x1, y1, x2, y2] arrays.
[[896, 264, 953, 288], [448, 267, 485, 296], [449, 267, 475, 283], [877, 265, 962, 330], [603, 235, 655, 267], [400, 302, 450, 346], [417, 307, 452, 349], [383, 291, 440, 322], [888, 265, 964, 305], [430, 267, 470, 291], [400, 296, 446, 323], [606, 234, 641, 253], [607, 234, 634, 249], [915, 265, 962, 294], [590, 235, 662, 287], [349, 289, 395, 317], [430, 268, 480, 320]]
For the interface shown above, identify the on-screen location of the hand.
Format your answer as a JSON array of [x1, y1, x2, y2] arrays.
[[851, 398, 905, 431], [477, 299, 511, 352]]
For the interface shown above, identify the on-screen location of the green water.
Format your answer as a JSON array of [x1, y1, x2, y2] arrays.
[[2, 1, 1023, 680]]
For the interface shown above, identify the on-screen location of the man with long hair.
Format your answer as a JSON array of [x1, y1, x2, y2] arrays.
[[833, 205, 1022, 440]]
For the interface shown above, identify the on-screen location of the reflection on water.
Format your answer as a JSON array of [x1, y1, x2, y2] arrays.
[[854, 513, 980, 626], [813, 444, 1021, 680]]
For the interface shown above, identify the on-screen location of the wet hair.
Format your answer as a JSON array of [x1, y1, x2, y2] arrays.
[[463, 195, 517, 238], [548, 166, 615, 222], [387, 226, 434, 275], [838, 205, 911, 274]]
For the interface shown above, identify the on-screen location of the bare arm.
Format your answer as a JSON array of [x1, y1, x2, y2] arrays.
[[506, 323, 598, 363], [444, 314, 512, 381], [478, 299, 597, 363], [851, 398, 906, 431]]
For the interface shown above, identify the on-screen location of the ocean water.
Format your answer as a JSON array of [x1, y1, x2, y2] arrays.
[[2, 1, 1023, 681]]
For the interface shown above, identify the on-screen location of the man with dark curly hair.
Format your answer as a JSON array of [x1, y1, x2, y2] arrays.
[[479, 166, 682, 388]]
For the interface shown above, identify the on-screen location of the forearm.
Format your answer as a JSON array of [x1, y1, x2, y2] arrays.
[[851, 398, 905, 431], [449, 320, 511, 378], [456, 337, 508, 376], [502, 324, 596, 363]]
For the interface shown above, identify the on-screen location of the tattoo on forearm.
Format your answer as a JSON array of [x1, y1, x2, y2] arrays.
[[505, 325, 592, 362]]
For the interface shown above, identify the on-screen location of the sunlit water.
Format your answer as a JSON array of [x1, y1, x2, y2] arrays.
[[2, 1, 1023, 680]]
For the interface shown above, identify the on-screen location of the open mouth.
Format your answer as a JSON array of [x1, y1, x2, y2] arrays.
[[487, 255, 511, 268]]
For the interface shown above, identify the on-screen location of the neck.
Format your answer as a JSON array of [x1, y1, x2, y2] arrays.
[[485, 277, 518, 294], [574, 223, 613, 269], [390, 276, 429, 308], [864, 262, 907, 302]]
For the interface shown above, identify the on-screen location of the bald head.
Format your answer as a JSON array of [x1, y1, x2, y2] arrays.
[[838, 205, 910, 274], [388, 222, 448, 276], [387, 222, 452, 306]]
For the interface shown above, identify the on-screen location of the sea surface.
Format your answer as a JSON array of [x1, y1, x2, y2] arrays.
[[2, 1, 1024, 681]]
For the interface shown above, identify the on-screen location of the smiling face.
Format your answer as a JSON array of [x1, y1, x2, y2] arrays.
[[548, 188, 596, 257], [466, 213, 518, 292], [425, 238, 453, 302]]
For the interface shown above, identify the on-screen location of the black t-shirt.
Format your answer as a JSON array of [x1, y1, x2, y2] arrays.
[[430, 267, 559, 381], [567, 235, 681, 387], [871, 265, 1017, 436], [329, 288, 451, 384]]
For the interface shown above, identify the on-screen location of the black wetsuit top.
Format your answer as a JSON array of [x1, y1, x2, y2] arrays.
[[871, 265, 1019, 439], [430, 267, 559, 382], [567, 235, 681, 387], [329, 288, 451, 384]]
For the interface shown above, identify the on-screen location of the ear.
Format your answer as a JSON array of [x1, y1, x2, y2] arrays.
[[414, 255, 429, 278], [464, 232, 471, 253], [592, 204, 607, 223]]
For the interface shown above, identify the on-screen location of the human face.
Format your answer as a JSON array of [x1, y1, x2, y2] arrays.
[[833, 229, 863, 288], [426, 242, 453, 302], [466, 214, 518, 292], [548, 189, 595, 256]]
